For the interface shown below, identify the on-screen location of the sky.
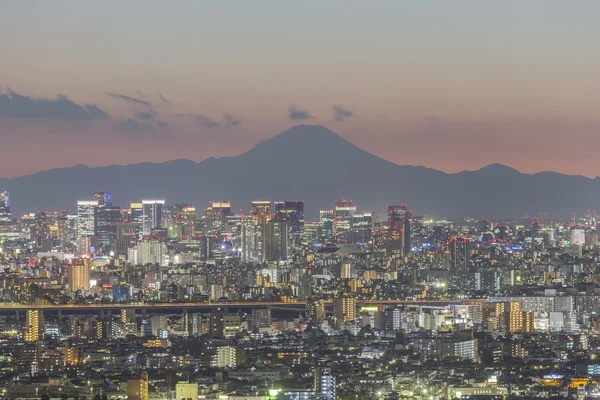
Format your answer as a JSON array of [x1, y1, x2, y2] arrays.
[[1, 1, 600, 178]]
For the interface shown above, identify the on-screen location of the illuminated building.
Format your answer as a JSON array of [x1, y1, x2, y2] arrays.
[[306, 298, 325, 322], [351, 211, 373, 244], [241, 214, 258, 262], [94, 205, 121, 251], [265, 218, 291, 262], [505, 302, 523, 333], [175, 382, 198, 400], [77, 200, 98, 238], [204, 201, 231, 232], [127, 373, 149, 400], [274, 200, 304, 245], [0, 191, 10, 222], [141, 199, 165, 235], [57, 217, 72, 249], [319, 209, 334, 243], [212, 346, 243, 368], [115, 222, 138, 256], [388, 204, 411, 255], [252, 200, 271, 261], [334, 199, 356, 243], [449, 238, 470, 270], [250, 308, 272, 332], [129, 202, 144, 237], [171, 204, 196, 238], [93, 190, 112, 206], [24, 310, 43, 342], [334, 293, 356, 329], [67, 260, 90, 291]]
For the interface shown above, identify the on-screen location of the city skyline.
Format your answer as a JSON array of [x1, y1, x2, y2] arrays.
[[3, 1, 600, 177]]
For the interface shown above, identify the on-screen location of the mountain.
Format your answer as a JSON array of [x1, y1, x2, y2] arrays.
[[0, 124, 598, 219]]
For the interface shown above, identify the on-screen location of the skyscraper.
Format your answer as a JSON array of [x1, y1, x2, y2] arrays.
[[351, 211, 373, 244], [94, 205, 121, 252], [265, 218, 291, 262], [241, 214, 258, 262], [93, 190, 113, 207], [204, 201, 231, 233], [252, 200, 271, 261], [319, 209, 334, 244], [388, 204, 411, 256], [449, 237, 470, 270], [0, 191, 10, 223], [77, 200, 98, 238], [273, 200, 304, 245], [142, 200, 165, 235], [129, 202, 144, 237], [334, 293, 356, 329], [334, 199, 355, 244]]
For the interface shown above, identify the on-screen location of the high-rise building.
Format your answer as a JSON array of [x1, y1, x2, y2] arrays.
[[334, 199, 355, 244], [94, 190, 113, 207], [334, 293, 356, 329], [241, 214, 258, 262], [250, 308, 272, 332], [204, 201, 232, 233], [314, 367, 336, 400], [115, 222, 138, 256], [135, 239, 167, 265], [24, 310, 43, 342], [252, 200, 271, 261], [77, 200, 98, 238], [273, 200, 304, 245], [142, 200, 165, 235], [0, 191, 10, 223], [129, 202, 144, 237], [319, 209, 334, 244], [388, 204, 411, 256], [351, 211, 373, 244], [57, 217, 72, 249], [265, 218, 291, 262], [94, 205, 121, 251], [168, 204, 196, 238], [67, 260, 91, 291], [306, 298, 325, 322], [505, 301, 523, 333], [127, 373, 149, 400], [449, 238, 470, 270]]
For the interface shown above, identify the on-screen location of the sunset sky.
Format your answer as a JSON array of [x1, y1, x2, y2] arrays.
[[2, 1, 600, 178]]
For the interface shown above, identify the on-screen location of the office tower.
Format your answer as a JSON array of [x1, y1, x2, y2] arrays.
[[351, 211, 373, 244], [93, 190, 113, 207], [31, 212, 50, 247], [94, 205, 121, 251], [334, 199, 355, 244], [303, 221, 320, 244], [319, 209, 334, 244], [265, 218, 291, 262], [251, 200, 271, 261], [77, 200, 98, 238], [388, 204, 411, 256], [175, 382, 198, 400], [241, 214, 258, 262], [0, 191, 10, 223], [334, 293, 356, 329], [204, 201, 232, 233], [250, 308, 272, 332], [67, 260, 90, 291], [115, 222, 138, 256], [129, 202, 144, 237], [273, 200, 304, 245], [168, 203, 196, 238], [127, 373, 149, 400], [24, 310, 43, 342], [142, 200, 165, 235], [449, 238, 470, 270]]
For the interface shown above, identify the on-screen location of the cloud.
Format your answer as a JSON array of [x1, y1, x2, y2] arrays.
[[135, 112, 154, 121], [0, 88, 110, 121], [223, 113, 241, 127], [106, 92, 151, 106], [333, 105, 354, 121], [114, 118, 153, 131], [158, 121, 169, 128], [159, 93, 170, 104], [177, 113, 242, 128], [288, 105, 314, 120]]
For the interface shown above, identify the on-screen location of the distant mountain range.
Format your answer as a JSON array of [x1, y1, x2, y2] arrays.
[[1, 125, 597, 219]]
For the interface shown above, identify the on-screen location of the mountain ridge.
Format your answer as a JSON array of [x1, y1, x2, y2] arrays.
[[0, 125, 597, 218]]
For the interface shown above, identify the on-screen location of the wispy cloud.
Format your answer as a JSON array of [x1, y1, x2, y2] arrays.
[[135, 112, 154, 121], [159, 93, 170, 104], [106, 92, 151, 106], [288, 105, 314, 120], [0, 88, 110, 121], [333, 105, 354, 121], [177, 113, 242, 128], [114, 118, 153, 131]]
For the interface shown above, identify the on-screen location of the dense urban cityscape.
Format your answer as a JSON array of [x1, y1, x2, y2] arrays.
[[0, 189, 597, 399]]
